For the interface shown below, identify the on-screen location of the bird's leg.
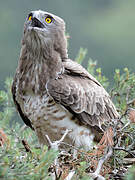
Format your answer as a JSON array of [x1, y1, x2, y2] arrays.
[[45, 129, 71, 150], [90, 146, 113, 180]]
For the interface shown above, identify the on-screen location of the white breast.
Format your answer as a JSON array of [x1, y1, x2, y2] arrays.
[[19, 93, 94, 150]]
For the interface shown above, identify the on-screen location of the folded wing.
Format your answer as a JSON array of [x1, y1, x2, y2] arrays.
[[47, 59, 119, 132]]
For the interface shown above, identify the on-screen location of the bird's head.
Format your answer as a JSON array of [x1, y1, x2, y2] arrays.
[[23, 10, 68, 60]]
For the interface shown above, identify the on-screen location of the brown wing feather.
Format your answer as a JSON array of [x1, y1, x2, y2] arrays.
[[47, 59, 119, 131], [12, 74, 34, 130]]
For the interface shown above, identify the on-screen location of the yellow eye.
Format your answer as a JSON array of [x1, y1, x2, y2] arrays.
[[28, 15, 32, 21], [45, 17, 52, 24]]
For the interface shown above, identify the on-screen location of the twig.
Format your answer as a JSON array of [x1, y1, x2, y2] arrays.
[[21, 139, 32, 153], [127, 98, 135, 106], [90, 146, 113, 179], [126, 87, 130, 103], [119, 122, 130, 131], [54, 168, 62, 180], [113, 147, 135, 158], [45, 129, 72, 179], [20, 125, 27, 132], [65, 171, 75, 180], [11, 129, 32, 153], [45, 129, 71, 150], [60, 142, 81, 151], [95, 146, 113, 174]]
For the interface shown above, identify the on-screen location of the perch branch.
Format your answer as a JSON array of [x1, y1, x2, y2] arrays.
[[90, 146, 113, 179], [45, 129, 71, 150]]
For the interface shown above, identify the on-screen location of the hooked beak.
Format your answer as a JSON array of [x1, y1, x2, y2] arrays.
[[30, 17, 45, 28]]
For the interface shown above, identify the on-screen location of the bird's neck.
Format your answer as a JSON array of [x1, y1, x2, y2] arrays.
[[17, 44, 64, 95]]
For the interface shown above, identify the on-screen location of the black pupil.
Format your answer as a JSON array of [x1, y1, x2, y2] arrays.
[[46, 15, 53, 22]]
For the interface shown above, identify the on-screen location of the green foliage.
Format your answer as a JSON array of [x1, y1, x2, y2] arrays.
[[111, 68, 135, 113], [125, 166, 135, 180], [75, 48, 87, 65], [0, 123, 58, 180], [0, 77, 15, 128], [76, 161, 92, 180], [0, 140, 58, 180], [75, 48, 109, 89]]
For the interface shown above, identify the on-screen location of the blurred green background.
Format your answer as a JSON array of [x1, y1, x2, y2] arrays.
[[0, 0, 135, 89]]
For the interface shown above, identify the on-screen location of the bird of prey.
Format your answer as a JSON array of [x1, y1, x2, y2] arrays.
[[12, 10, 119, 150]]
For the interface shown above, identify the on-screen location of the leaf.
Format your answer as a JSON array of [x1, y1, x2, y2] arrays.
[[75, 47, 87, 64]]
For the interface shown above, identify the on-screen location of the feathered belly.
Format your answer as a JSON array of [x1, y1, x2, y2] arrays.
[[21, 93, 94, 150]]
